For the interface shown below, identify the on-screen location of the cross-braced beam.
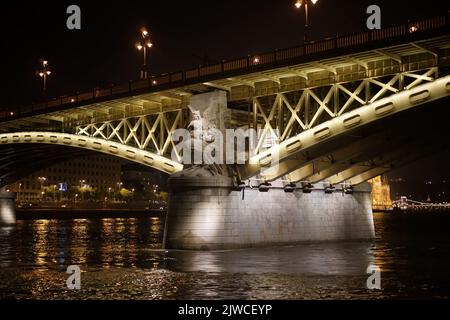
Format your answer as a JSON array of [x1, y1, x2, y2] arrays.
[[239, 74, 450, 180], [249, 68, 439, 156], [75, 109, 185, 157]]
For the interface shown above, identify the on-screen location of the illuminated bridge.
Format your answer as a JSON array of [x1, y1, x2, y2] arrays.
[[1, 14, 450, 249], [393, 197, 450, 211]]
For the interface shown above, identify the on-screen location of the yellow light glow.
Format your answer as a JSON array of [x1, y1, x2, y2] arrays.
[[147, 42, 153, 48], [136, 44, 143, 50], [39, 72, 44, 77], [311, 0, 318, 4], [46, 71, 51, 75], [409, 26, 418, 33], [295, 1, 302, 8], [142, 30, 149, 37], [368, 176, 392, 210]]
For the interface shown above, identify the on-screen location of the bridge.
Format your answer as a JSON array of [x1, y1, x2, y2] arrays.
[[393, 197, 450, 211], [1, 14, 450, 249]]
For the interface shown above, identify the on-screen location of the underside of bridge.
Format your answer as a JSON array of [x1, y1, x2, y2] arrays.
[[1, 93, 449, 190], [1, 15, 450, 248], [0, 145, 92, 188], [248, 94, 450, 186]]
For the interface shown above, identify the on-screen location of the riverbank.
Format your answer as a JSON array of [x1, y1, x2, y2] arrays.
[[16, 208, 166, 220]]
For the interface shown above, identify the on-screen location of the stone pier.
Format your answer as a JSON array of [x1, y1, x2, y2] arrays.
[[0, 190, 16, 225], [164, 173, 375, 250]]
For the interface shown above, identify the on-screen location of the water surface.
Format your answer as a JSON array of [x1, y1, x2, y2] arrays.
[[0, 212, 449, 299]]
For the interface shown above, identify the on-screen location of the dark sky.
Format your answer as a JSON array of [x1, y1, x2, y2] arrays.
[[1, 0, 450, 196], [2, 0, 449, 105]]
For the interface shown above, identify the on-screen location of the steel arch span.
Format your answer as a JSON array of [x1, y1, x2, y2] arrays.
[[239, 75, 450, 182], [0, 132, 183, 175]]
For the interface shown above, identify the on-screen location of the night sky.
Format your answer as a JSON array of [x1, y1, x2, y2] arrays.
[[1, 0, 450, 199]]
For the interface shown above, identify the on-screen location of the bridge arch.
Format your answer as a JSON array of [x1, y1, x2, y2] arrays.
[[240, 75, 450, 182], [0, 132, 183, 177]]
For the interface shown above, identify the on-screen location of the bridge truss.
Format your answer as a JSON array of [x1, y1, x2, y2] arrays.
[[1, 16, 450, 188]]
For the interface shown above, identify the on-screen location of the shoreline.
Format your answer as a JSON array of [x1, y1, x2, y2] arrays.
[[16, 209, 166, 220]]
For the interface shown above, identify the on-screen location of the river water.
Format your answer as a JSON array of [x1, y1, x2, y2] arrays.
[[0, 212, 449, 299]]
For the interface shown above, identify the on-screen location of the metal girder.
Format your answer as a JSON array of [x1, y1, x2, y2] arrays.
[[0, 132, 183, 175], [262, 130, 392, 181], [410, 43, 439, 58], [157, 92, 185, 101], [342, 142, 450, 186], [313, 62, 337, 75], [327, 137, 444, 185], [287, 131, 412, 183], [239, 75, 450, 180], [202, 82, 231, 92], [346, 56, 369, 70], [76, 109, 184, 157], [261, 73, 281, 84], [374, 49, 403, 64], [249, 68, 438, 157], [286, 68, 309, 79], [227, 77, 256, 88], [304, 119, 447, 184]]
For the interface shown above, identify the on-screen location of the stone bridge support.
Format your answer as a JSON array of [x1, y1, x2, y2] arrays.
[[164, 172, 374, 250]]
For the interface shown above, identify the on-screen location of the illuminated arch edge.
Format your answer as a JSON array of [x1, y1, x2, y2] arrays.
[[0, 132, 183, 175], [242, 75, 450, 179]]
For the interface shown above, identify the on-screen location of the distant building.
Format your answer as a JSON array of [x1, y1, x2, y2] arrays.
[[8, 155, 122, 202], [368, 176, 393, 211], [121, 163, 168, 195]]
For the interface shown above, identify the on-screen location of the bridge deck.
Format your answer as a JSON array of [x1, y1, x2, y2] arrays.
[[1, 14, 450, 133]]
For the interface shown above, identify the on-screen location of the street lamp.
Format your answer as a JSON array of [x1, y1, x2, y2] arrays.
[[38, 176, 47, 191], [38, 177, 47, 201], [37, 59, 51, 91], [294, 0, 319, 43], [136, 27, 153, 79], [17, 183, 22, 203], [79, 179, 86, 202]]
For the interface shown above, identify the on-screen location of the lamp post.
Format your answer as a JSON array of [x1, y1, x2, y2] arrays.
[[38, 177, 47, 200], [79, 179, 86, 202], [294, 0, 319, 43], [17, 183, 22, 203], [37, 59, 51, 91], [136, 28, 153, 79]]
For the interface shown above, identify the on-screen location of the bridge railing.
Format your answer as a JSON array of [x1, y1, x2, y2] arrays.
[[1, 14, 449, 121]]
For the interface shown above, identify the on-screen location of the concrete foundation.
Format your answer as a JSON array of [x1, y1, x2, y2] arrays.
[[165, 174, 375, 250], [0, 191, 16, 225]]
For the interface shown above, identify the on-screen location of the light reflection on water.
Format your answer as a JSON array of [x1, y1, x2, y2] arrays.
[[0, 212, 449, 299]]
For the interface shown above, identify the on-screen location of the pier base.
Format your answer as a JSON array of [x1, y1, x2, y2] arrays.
[[0, 191, 16, 225], [165, 172, 375, 250]]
